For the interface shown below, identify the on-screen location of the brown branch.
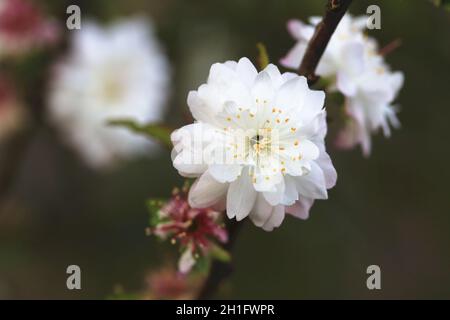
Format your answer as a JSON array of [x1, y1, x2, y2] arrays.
[[298, 0, 353, 84]]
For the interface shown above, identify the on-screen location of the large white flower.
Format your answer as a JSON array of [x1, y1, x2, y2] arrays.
[[171, 58, 337, 231], [48, 18, 169, 168], [281, 14, 404, 156]]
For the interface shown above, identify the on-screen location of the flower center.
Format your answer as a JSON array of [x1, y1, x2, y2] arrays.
[[250, 133, 271, 155], [101, 77, 123, 103]]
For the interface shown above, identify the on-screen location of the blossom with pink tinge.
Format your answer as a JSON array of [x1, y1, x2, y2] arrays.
[[0, 0, 59, 56], [147, 188, 228, 273], [281, 14, 403, 156]]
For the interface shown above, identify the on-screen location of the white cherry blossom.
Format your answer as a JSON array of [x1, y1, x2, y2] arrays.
[[281, 14, 404, 156], [172, 58, 337, 231], [48, 18, 169, 168]]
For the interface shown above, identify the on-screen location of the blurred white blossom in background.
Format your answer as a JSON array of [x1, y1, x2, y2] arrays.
[[282, 14, 404, 156], [48, 18, 170, 168]]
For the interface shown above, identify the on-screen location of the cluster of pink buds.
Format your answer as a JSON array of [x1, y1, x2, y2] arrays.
[[147, 186, 228, 273], [0, 0, 59, 56]]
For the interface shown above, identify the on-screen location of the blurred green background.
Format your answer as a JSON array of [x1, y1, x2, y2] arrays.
[[0, 0, 449, 299]]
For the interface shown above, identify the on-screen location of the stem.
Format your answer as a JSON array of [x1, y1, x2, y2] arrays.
[[197, 218, 245, 299], [298, 0, 353, 84], [379, 38, 402, 56]]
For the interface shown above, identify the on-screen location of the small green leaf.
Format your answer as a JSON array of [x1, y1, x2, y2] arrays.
[[209, 244, 232, 263], [256, 42, 270, 70], [108, 119, 173, 148]]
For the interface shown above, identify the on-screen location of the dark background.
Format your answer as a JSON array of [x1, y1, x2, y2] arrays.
[[0, 0, 449, 299]]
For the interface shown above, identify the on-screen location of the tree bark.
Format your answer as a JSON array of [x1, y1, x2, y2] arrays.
[[298, 0, 353, 84]]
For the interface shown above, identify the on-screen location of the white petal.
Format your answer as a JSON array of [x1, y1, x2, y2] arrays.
[[299, 111, 327, 141], [340, 42, 365, 74], [390, 72, 404, 96], [295, 162, 328, 199], [299, 139, 320, 160], [178, 249, 196, 274], [286, 197, 315, 220], [385, 105, 401, 132], [224, 60, 238, 70], [283, 175, 299, 205], [287, 19, 314, 40], [187, 90, 217, 123], [226, 168, 257, 221], [280, 42, 307, 69], [236, 57, 258, 87], [262, 179, 285, 206], [263, 64, 283, 88], [316, 151, 337, 189], [209, 164, 242, 183], [251, 71, 274, 103], [274, 76, 308, 111], [194, 84, 225, 123], [173, 155, 207, 178], [301, 89, 325, 125], [262, 205, 285, 231], [206, 62, 253, 108], [171, 124, 209, 177], [249, 194, 273, 227], [280, 72, 299, 84], [188, 171, 229, 208], [336, 71, 357, 97], [208, 62, 237, 85]]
